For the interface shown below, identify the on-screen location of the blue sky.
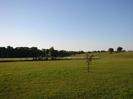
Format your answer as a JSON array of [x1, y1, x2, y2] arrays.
[[0, 0, 133, 51]]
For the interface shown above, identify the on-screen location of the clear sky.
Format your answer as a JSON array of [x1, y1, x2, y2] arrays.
[[0, 0, 133, 51]]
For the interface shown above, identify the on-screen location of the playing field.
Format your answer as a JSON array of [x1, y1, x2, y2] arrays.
[[0, 52, 133, 99]]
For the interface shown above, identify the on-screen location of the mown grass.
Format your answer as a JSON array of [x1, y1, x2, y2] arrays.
[[0, 52, 133, 99]]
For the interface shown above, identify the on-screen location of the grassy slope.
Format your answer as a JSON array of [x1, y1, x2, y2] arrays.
[[0, 52, 133, 99]]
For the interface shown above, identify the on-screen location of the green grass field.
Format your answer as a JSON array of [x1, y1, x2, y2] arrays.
[[0, 52, 133, 99]]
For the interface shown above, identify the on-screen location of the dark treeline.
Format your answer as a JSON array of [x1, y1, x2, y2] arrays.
[[0, 46, 85, 60]]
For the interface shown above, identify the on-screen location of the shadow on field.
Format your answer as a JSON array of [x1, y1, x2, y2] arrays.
[[0, 57, 99, 63]]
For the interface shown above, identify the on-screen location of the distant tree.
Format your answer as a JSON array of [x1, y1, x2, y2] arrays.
[[42, 49, 46, 58], [30, 47, 38, 60], [77, 51, 85, 54], [0, 46, 80, 59], [49, 47, 55, 60], [45, 49, 49, 60], [0, 47, 6, 58], [117, 47, 123, 53], [6, 46, 14, 57], [108, 48, 114, 54], [122, 50, 126, 52], [101, 50, 106, 53]]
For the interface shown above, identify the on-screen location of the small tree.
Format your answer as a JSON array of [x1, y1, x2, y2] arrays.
[[86, 53, 94, 72], [108, 48, 114, 54], [117, 47, 123, 53]]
